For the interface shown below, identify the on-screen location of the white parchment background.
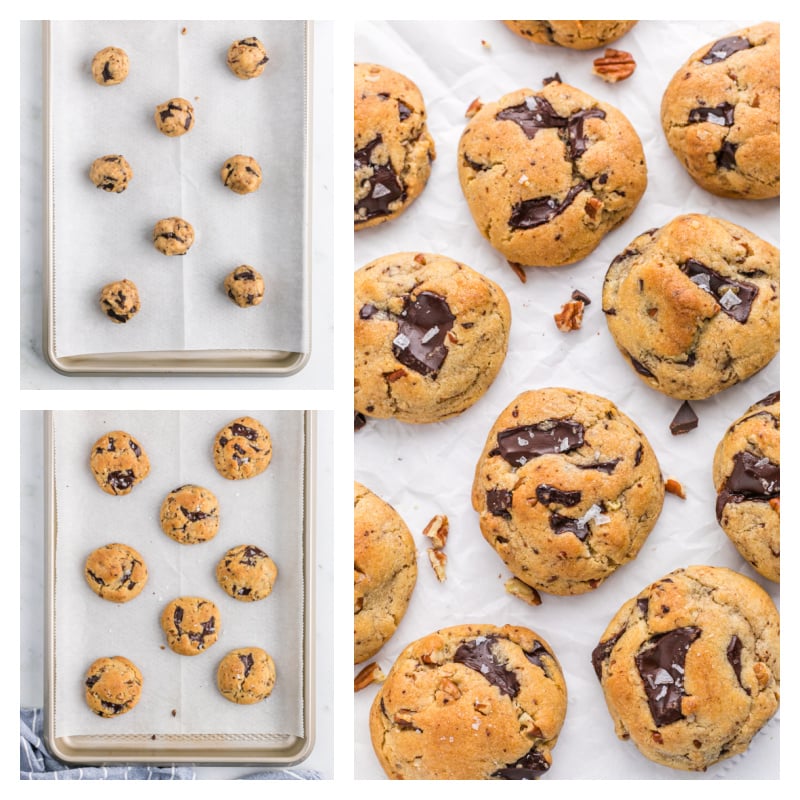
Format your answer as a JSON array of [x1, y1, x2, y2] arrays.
[[354, 20, 779, 780]]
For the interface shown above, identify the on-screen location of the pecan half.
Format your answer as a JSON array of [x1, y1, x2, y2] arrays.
[[593, 49, 636, 83], [354, 662, 385, 692]]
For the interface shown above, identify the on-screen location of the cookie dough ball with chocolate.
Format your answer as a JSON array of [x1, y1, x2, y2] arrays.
[[220, 155, 263, 194], [89, 430, 150, 496], [224, 265, 265, 307], [227, 37, 268, 79], [84, 543, 148, 603], [153, 216, 194, 255], [217, 647, 276, 704], [592, 565, 780, 771], [89, 155, 133, 193], [99, 279, 140, 324], [91, 46, 129, 85], [160, 596, 220, 656], [84, 656, 143, 717], [503, 20, 637, 49], [154, 97, 195, 137]]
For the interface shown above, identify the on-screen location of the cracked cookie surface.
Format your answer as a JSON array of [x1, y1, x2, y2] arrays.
[[457, 80, 646, 268], [217, 647, 276, 704], [661, 22, 779, 199], [354, 63, 436, 230], [89, 430, 150, 495], [216, 544, 278, 602], [212, 416, 272, 480], [160, 596, 220, 656], [159, 484, 220, 544], [354, 482, 417, 664], [84, 655, 143, 717], [503, 20, 637, 50], [713, 391, 780, 582], [471, 387, 664, 596], [602, 214, 780, 400], [354, 252, 511, 424], [369, 623, 567, 779], [84, 543, 148, 603], [591, 565, 780, 771]]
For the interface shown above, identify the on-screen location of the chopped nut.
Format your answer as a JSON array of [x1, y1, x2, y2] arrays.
[[428, 548, 447, 582], [584, 196, 603, 219], [465, 97, 483, 118], [481, 39, 491, 49], [507, 261, 527, 283], [421, 648, 444, 665], [554, 300, 585, 332], [386, 368, 406, 382], [436, 678, 462, 702], [474, 698, 492, 715], [181, 27, 187, 35], [447, 330, 459, 343], [504, 577, 542, 606], [769, 497, 780, 513], [652, 731, 664, 744], [354, 662, 386, 692], [753, 662, 770, 688], [413, 253, 427, 265], [423, 514, 449, 549], [593, 48, 637, 83], [393, 710, 417, 730], [665, 478, 686, 499]]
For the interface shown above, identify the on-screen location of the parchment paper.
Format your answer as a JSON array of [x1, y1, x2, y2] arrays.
[[53, 410, 305, 738], [354, 20, 779, 780], [50, 21, 308, 358]]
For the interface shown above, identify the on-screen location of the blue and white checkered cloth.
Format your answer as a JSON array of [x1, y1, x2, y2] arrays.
[[21, 708, 322, 780]]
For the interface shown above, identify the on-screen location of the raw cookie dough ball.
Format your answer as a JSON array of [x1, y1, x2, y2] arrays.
[[661, 22, 779, 199], [220, 154, 263, 194], [369, 624, 567, 779], [160, 596, 220, 656], [224, 265, 265, 307], [217, 647, 276, 704], [159, 484, 220, 544], [89, 155, 133, 193], [503, 20, 637, 49], [713, 391, 780, 582], [91, 46, 129, 85], [216, 544, 278, 602], [154, 97, 195, 137], [89, 430, 150, 496], [227, 37, 269, 79], [99, 279, 140, 324], [153, 216, 194, 255], [212, 416, 272, 480], [592, 565, 780, 771], [84, 656, 143, 717], [354, 63, 436, 230], [84, 543, 148, 603]]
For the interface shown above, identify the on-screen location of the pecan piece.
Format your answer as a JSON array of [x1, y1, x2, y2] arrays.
[[593, 48, 636, 83], [465, 97, 483, 118], [554, 300, 585, 332], [423, 514, 449, 549], [504, 577, 542, 606], [427, 548, 447, 582], [507, 261, 527, 283], [769, 497, 780, 513], [354, 662, 385, 692], [665, 478, 686, 499]]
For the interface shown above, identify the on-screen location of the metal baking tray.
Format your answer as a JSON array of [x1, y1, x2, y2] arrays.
[[43, 410, 316, 765], [41, 20, 312, 376]]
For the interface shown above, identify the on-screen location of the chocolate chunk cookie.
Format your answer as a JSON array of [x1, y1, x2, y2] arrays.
[[220, 154, 263, 194], [354, 482, 417, 664], [84, 543, 148, 603], [591, 565, 780, 771], [354, 252, 511, 424], [369, 623, 567, 780], [99, 279, 140, 324], [154, 97, 195, 137], [160, 596, 221, 656], [602, 214, 780, 400], [89, 430, 150, 496], [217, 647, 276, 704], [84, 655, 143, 717], [713, 392, 780, 582], [661, 22, 779, 199], [458, 79, 647, 268], [91, 46, 129, 85], [471, 387, 664, 596], [89, 155, 133, 193], [224, 265, 265, 307], [153, 216, 194, 255], [227, 37, 268, 79], [159, 484, 220, 544], [216, 544, 278, 602], [354, 63, 436, 230], [503, 20, 637, 49], [212, 416, 272, 480]]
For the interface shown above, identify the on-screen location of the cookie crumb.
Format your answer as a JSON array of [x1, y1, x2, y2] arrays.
[[181, 27, 187, 35], [554, 300, 585, 332], [422, 514, 449, 549], [171, 708, 177, 717], [670, 401, 698, 435], [665, 478, 686, 499], [427, 549, 447, 582], [354, 662, 385, 692], [504, 577, 542, 606], [481, 39, 491, 49]]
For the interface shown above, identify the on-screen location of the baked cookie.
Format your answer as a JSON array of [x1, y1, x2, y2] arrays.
[[354, 63, 436, 230], [89, 155, 133, 193], [713, 391, 780, 582], [84, 543, 148, 603], [354, 252, 511, 424], [89, 430, 150, 496], [471, 387, 664, 596], [354, 482, 417, 664], [503, 20, 637, 50], [224, 265, 265, 307], [369, 623, 567, 780], [217, 647, 276, 704], [216, 544, 278, 602], [154, 97, 195, 137], [458, 79, 647, 268], [159, 484, 220, 544], [591, 565, 780, 771], [220, 155, 263, 195], [99, 279, 140, 324], [212, 416, 272, 480], [661, 22, 779, 199], [227, 37, 268, 79], [84, 656, 142, 718], [602, 214, 780, 400], [91, 46, 129, 86], [160, 596, 220, 656], [153, 216, 194, 255]]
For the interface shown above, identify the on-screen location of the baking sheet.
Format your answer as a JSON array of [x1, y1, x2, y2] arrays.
[[47, 21, 309, 361], [354, 20, 779, 780], [51, 410, 305, 741]]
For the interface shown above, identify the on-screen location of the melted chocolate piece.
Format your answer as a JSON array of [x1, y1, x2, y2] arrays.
[[715, 451, 780, 520], [359, 303, 377, 319], [85, 674, 101, 689], [536, 484, 581, 506], [670, 401, 698, 435], [497, 96, 567, 138], [181, 506, 209, 522], [688, 103, 735, 126], [634, 444, 643, 466], [491, 419, 584, 467], [635, 626, 701, 726], [463, 154, 490, 172], [238, 652, 255, 677], [354, 411, 367, 431], [591, 629, 624, 680], [700, 36, 752, 64], [567, 108, 607, 158], [726, 635, 749, 693], [108, 470, 135, 492], [629, 356, 655, 379], [239, 546, 266, 565], [680, 258, 758, 323], [576, 458, 621, 475], [756, 390, 780, 406], [454, 636, 520, 697], [230, 423, 258, 441], [101, 62, 113, 83], [234, 269, 256, 281], [523, 640, 550, 669], [487, 489, 513, 518], [398, 101, 411, 121], [549, 512, 591, 542], [492, 748, 550, 779], [392, 292, 455, 376], [509, 182, 589, 230], [637, 597, 649, 616], [354, 135, 404, 220], [717, 141, 738, 169]]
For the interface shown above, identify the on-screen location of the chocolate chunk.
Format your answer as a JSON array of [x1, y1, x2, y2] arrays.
[[354, 411, 367, 431], [716, 141, 738, 170], [549, 511, 592, 542], [670, 401, 698, 435], [571, 289, 591, 305], [463, 154, 490, 172], [726, 635, 749, 694], [359, 303, 377, 319], [85, 674, 101, 689], [523, 640, 550, 669], [700, 36, 752, 65], [542, 73, 562, 86], [101, 61, 113, 83], [230, 423, 257, 440], [688, 103, 735, 126], [715, 451, 780, 520], [492, 748, 550, 779], [756, 390, 780, 406], [491, 419, 584, 467], [567, 108, 606, 158], [591, 629, 625, 680], [392, 291, 455, 376], [181, 506, 209, 522], [453, 635, 520, 697], [108, 470, 135, 492], [487, 488, 513, 518], [240, 546, 266, 565], [238, 652, 255, 677], [509, 182, 589, 230], [635, 626, 701, 726], [576, 458, 621, 475], [497, 96, 567, 139], [536, 484, 581, 506], [629, 356, 656, 379], [680, 257, 758, 323], [398, 101, 411, 121], [354, 135, 405, 221], [634, 444, 643, 466], [637, 597, 649, 616]]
